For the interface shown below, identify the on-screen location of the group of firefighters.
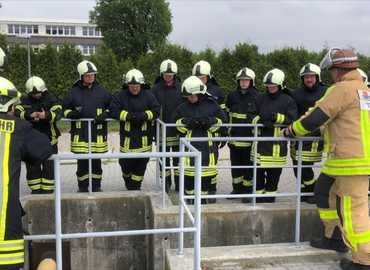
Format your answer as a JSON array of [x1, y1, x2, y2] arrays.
[[1, 45, 370, 269]]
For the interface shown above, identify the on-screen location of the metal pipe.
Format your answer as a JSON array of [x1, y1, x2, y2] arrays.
[[252, 124, 258, 206], [194, 152, 202, 270], [178, 141, 185, 255], [54, 158, 63, 270], [88, 120, 92, 194], [27, 36, 31, 77], [162, 122, 167, 208], [295, 140, 303, 243], [155, 119, 160, 187]]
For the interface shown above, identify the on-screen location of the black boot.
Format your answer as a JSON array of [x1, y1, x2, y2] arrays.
[[310, 237, 348, 252], [340, 258, 370, 270], [310, 226, 348, 253], [301, 196, 316, 204], [227, 190, 240, 200], [208, 190, 217, 204]]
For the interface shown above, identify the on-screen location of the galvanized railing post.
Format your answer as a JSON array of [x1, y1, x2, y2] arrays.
[[252, 124, 258, 206], [88, 119, 92, 194], [155, 120, 160, 187], [194, 152, 202, 270], [295, 139, 303, 243], [54, 157, 63, 270], [177, 140, 185, 255], [161, 122, 167, 208]]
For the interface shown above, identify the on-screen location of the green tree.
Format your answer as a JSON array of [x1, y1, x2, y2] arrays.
[[90, 0, 172, 60], [90, 44, 121, 92], [56, 44, 83, 99], [32, 44, 59, 95]]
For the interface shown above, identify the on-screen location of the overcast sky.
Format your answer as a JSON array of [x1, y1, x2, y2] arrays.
[[0, 0, 369, 55]]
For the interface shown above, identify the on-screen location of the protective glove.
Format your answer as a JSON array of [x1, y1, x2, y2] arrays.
[[67, 110, 81, 119], [94, 113, 107, 124], [281, 125, 296, 138], [199, 117, 216, 130], [183, 117, 199, 129]]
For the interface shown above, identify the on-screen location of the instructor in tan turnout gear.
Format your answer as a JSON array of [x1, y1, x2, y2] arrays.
[[283, 48, 370, 270]]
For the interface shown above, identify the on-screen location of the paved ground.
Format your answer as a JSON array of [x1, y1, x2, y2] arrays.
[[20, 133, 322, 201]]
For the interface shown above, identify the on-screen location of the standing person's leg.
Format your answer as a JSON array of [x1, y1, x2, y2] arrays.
[[184, 175, 194, 205], [265, 167, 283, 203], [119, 158, 133, 190], [242, 146, 253, 195], [293, 160, 316, 203], [172, 145, 180, 192], [131, 157, 150, 190], [256, 167, 266, 203], [92, 158, 103, 192], [335, 175, 370, 268], [41, 144, 57, 194], [26, 162, 43, 194], [229, 145, 244, 195], [76, 159, 89, 192], [310, 173, 348, 253]]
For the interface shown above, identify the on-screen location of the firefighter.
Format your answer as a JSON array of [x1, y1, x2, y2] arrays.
[[226, 67, 261, 201], [174, 76, 226, 204], [251, 68, 298, 203], [290, 63, 327, 203], [63, 60, 111, 192], [14, 76, 61, 194], [192, 60, 227, 196], [283, 48, 370, 270], [152, 59, 184, 192], [111, 69, 160, 190], [0, 77, 54, 270]]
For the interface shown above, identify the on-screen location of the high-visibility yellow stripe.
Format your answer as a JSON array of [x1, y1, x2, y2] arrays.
[[176, 118, 188, 134], [42, 178, 54, 184], [232, 176, 243, 184], [63, 109, 72, 118], [303, 178, 316, 186], [132, 175, 144, 182], [209, 118, 222, 133], [230, 112, 247, 119], [293, 120, 309, 136], [145, 110, 153, 120], [318, 209, 339, 220], [0, 133, 11, 240], [120, 110, 128, 121], [361, 110, 370, 158]]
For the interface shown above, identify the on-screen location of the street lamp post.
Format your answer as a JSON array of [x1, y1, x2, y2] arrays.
[[18, 34, 32, 78]]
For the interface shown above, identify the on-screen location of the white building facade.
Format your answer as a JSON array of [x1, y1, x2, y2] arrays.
[[0, 19, 103, 55]]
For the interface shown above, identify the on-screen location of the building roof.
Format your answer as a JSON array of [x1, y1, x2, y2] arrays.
[[0, 18, 97, 26]]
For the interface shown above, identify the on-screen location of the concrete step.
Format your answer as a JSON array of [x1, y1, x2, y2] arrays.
[[166, 242, 348, 270]]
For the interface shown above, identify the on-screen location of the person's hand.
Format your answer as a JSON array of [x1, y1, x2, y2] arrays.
[[281, 125, 296, 138], [30, 111, 39, 119], [38, 109, 47, 120]]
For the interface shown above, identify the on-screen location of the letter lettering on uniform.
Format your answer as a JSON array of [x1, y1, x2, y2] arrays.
[[0, 119, 15, 133]]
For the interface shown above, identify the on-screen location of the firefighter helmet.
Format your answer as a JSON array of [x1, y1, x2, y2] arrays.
[[77, 60, 97, 77], [192, 60, 211, 77], [263, 68, 285, 87], [299, 63, 321, 82], [0, 77, 21, 112], [25, 76, 48, 94], [181, 76, 208, 96], [320, 47, 359, 70], [357, 68, 368, 85], [236, 67, 255, 85], [37, 258, 56, 270], [0, 47, 5, 70], [160, 59, 178, 75], [125, 69, 145, 84]]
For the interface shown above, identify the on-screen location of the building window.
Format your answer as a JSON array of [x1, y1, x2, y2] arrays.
[[14, 25, 19, 34], [7, 24, 13, 34], [33, 25, 39, 34], [46, 26, 51, 35], [71, 26, 76, 35]]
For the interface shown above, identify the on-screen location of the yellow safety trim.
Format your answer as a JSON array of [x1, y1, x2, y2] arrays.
[[292, 120, 310, 136], [256, 189, 265, 194], [303, 178, 316, 186], [209, 118, 222, 133], [232, 176, 244, 184], [41, 186, 54, 191], [360, 110, 370, 158], [220, 103, 226, 110], [0, 133, 11, 240], [176, 118, 188, 134], [342, 196, 370, 250], [145, 110, 154, 120], [318, 209, 339, 220], [42, 178, 54, 184], [229, 141, 252, 147], [120, 110, 128, 121], [27, 178, 42, 185], [132, 175, 144, 182], [276, 113, 285, 124], [63, 109, 72, 118], [76, 121, 81, 129], [242, 179, 252, 187], [230, 112, 247, 119], [0, 251, 24, 264], [120, 145, 152, 153]]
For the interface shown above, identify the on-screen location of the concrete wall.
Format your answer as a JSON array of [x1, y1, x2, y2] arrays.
[[24, 192, 153, 270], [23, 193, 321, 270]]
